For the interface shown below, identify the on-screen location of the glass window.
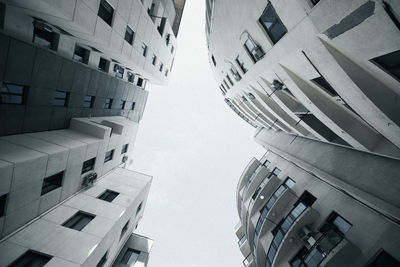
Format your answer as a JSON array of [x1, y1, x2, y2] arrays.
[[73, 45, 90, 64], [244, 37, 265, 62], [98, 58, 110, 72], [0, 193, 7, 217], [231, 67, 241, 81], [127, 72, 134, 83], [121, 144, 129, 154], [226, 75, 234, 86], [53, 91, 69, 107], [119, 100, 126, 109], [83, 95, 95, 108], [165, 69, 169, 77], [104, 150, 114, 163], [82, 158, 96, 174], [41, 172, 63, 196], [98, 0, 114, 26], [152, 54, 157, 65], [114, 64, 124, 79], [211, 55, 216, 66], [160, 63, 164, 72], [259, 2, 287, 44], [269, 167, 281, 178], [328, 213, 352, 234], [371, 49, 400, 81], [0, 83, 27, 105], [284, 177, 296, 188], [121, 248, 141, 265], [8, 250, 52, 267], [104, 98, 113, 109], [63, 211, 95, 231], [236, 56, 248, 73], [124, 26, 134, 45], [141, 43, 148, 57], [131, 102, 136, 110], [98, 190, 119, 202], [137, 78, 144, 87]]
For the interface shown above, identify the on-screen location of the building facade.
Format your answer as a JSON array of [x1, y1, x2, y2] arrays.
[[0, 0, 185, 266], [206, 0, 400, 266]]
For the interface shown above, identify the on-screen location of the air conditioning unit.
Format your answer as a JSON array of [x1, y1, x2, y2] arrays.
[[82, 172, 98, 186], [122, 155, 128, 163]]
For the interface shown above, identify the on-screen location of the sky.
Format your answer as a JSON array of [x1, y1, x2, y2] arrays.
[[130, 1, 265, 266]]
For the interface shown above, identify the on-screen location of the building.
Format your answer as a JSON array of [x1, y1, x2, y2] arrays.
[[0, 0, 185, 266], [206, 0, 400, 266]]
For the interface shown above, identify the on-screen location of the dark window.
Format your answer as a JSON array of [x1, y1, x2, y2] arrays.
[[171, 45, 174, 54], [128, 72, 134, 83], [33, 20, 59, 51], [98, 58, 110, 72], [371, 49, 400, 81], [322, 211, 352, 234], [226, 74, 234, 86], [310, 0, 320, 6], [41, 172, 63, 196], [383, 2, 400, 31], [0, 83, 27, 105], [98, 0, 114, 26], [312, 76, 338, 96], [73, 45, 90, 64], [137, 78, 144, 87], [131, 102, 136, 110], [82, 157, 96, 174], [53, 91, 69, 107], [63, 211, 95, 231], [159, 63, 164, 72], [98, 190, 119, 202], [236, 56, 248, 73], [223, 80, 230, 90], [166, 33, 171, 45], [367, 250, 400, 267], [0, 194, 7, 217], [141, 43, 147, 57], [0, 3, 5, 30], [83, 95, 95, 108], [165, 69, 169, 77], [121, 249, 140, 265], [97, 251, 108, 267], [136, 201, 143, 215], [264, 160, 271, 167], [119, 100, 126, 109], [211, 55, 216, 66], [259, 2, 287, 44], [104, 98, 113, 109], [231, 67, 241, 81], [244, 37, 264, 62], [121, 144, 129, 154], [120, 220, 129, 240], [152, 54, 157, 65], [104, 150, 114, 162], [8, 250, 52, 267], [124, 26, 134, 45]]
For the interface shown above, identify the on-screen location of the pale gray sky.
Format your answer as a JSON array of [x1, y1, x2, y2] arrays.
[[130, 1, 265, 266]]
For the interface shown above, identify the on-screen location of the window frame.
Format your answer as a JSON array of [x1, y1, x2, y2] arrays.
[[83, 95, 95, 108], [82, 157, 96, 174], [98, 0, 114, 26], [62, 211, 95, 231], [121, 144, 129, 154], [0, 83, 28, 105], [98, 189, 119, 202], [41, 171, 64, 196], [124, 26, 134, 45], [53, 90, 70, 107], [104, 98, 113, 109], [104, 149, 114, 163], [258, 2, 287, 45]]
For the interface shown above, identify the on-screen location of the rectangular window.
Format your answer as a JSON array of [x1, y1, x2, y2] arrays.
[[82, 157, 96, 174], [98, 0, 114, 26], [63, 211, 95, 231], [97, 251, 108, 267], [236, 56, 248, 73], [159, 63, 164, 72], [165, 69, 169, 77], [223, 80, 230, 90], [98, 189, 119, 202], [136, 201, 143, 215], [0, 83, 27, 105], [0, 193, 7, 217], [131, 102, 136, 110], [73, 45, 90, 64], [121, 144, 129, 154], [120, 220, 129, 240], [104, 149, 114, 163], [53, 91, 69, 107], [114, 64, 124, 79], [119, 100, 126, 109], [8, 250, 52, 267], [226, 74, 234, 86], [127, 72, 134, 83], [98, 58, 110, 72], [121, 249, 141, 265], [124, 26, 134, 45], [231, 67, 241, 81], [104, 98, 113, 109], [259, 2, 287, 44], [244, 37, 264, 62], [33, 21, 59, 51], [171, 45, 174, 54], [211, 55, 216, 66], [371, 49, 400, 81], [41, 172, 63, 196], [137, 78, 144, 87], [83, 95, 95, 108], [268, 167, 281, 178], [152, 54, 157, 65], [141, 43, 148, 57]]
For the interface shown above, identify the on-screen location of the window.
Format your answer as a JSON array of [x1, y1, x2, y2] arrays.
[[127, 72, 134, 83], [33, 20, 59, 51], [119, 100, 126, 109], [104, 98, 113, 109], [259, 2, 287, 44], [0, 194, 7, 217], [166, 33, 171, 45], [371, 49, 400, 81], [159, 63, 164, 72], [211, 55, 216, 66], [171, 45, 174, 54], [53, 91, 69, 107], [141, 43, 147, 57], [98, 58, 110, 72], [8, 250, 52, 267], [226, 74, 234, 86], [152, 54, 157, 65], [121, 144, 129, 154], [136, 201, 143, 215], [131, 102, 136, 110], [83, 95, 95, 108], [236, 56, 248, 73], [97, 251, 108, 267], [120, 220, 129, 240], [73, 45, 90, 64], [231, 67, 241, 81], [244, 37, 264, 62], [165, 69, 169, 77], [310, 0, 320, 6], [268, 167, 281, 178], [137, 78, 144, 87], [124, 26, 134, 45], [121, 249, 141, 265], [104, 150, 114, 163], [98, 190, 119, 202], [367, 250, 400, 267], [41, 172, 63, 196], [223, 80, 230, 90], [114, 64, 124, 79], [98, 0, 114, 26], [0, 83, 27, 105], [82, 158, 96, 174], [63, 211, 95, 231]]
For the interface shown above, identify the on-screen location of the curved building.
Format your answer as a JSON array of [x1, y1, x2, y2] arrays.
[[206, 0, 400, 159]]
